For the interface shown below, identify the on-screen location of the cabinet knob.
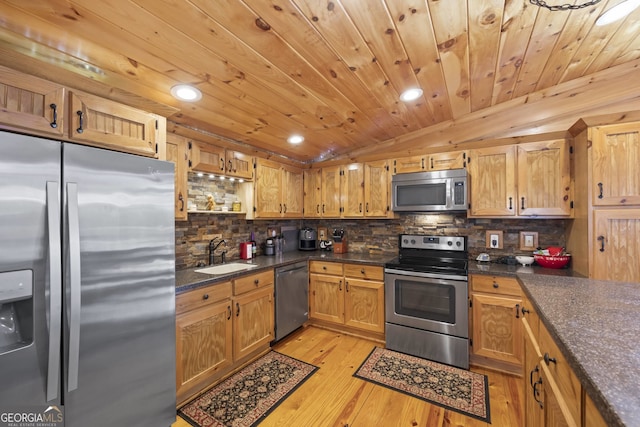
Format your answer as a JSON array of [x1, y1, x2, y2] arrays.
[[543, 353, 557, 365], [492, 282, 499, 288], [322, 266, 327, 270], [254, 279, 259, 286], [202, 294, 209, 300], [521, 306, 531, 316], [361, 269, 365, 274]]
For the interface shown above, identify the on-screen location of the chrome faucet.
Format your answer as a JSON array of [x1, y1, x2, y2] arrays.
[[208, 238, 227, 265]]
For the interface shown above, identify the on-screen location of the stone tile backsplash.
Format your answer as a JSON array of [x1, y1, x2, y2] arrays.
[[175, 212, 568, 269]]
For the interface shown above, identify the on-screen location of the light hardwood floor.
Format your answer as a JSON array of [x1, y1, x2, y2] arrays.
[[172, 326, 523, 427]]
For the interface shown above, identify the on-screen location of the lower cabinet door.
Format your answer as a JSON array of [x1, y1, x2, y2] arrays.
[[233, 285, 274, 361], [344, 278, 384, 333], [176, 300, 233, 403], [309, 273, 344, 324]]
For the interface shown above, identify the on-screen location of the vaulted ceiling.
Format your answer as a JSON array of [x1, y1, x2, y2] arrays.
[[1, 0, 640, 163]]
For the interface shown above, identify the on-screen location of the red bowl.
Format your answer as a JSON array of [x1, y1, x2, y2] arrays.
[[546, 246, 564, 256], [534, 255, 570, 269]]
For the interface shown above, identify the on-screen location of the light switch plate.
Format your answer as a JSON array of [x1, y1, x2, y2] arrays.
[[486, 230, 503, 249]]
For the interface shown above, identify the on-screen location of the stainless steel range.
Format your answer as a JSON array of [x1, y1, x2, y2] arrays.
[[385, 234, 469, 369]]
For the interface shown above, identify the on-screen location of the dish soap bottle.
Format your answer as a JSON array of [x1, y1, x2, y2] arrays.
[[250, 231, 257, 257]]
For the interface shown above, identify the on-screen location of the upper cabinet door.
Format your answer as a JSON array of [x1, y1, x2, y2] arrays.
[[226, 149, 253, 180], [321, 166, 342, 218], [189, 140, 226, 174], [69, 91, 158, 158], [517, 140, 572, 216], [166, 134, 189, 221], [341, 163, 365, 218], [254, 158, 282, 218], [281, 164, 303, 218], [364, 160, 390, 217], [468, 145, 517, 217], [393, 155, 426, 174], [0, 66, 65, 137], [592, 123, 640, 206], [428, 151, 466, 171], [303, 169, 322, 218]]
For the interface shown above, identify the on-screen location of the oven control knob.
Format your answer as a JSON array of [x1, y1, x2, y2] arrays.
[[456, 241, 461, 247], [410, 239, 416, 244], [447, 241, 453, 246]]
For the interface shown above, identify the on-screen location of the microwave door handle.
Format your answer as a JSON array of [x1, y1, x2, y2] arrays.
[[46, 182, 62, 402], [66, 182, 81, 392]]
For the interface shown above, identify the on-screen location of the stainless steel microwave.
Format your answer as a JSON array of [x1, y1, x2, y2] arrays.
[[391, 168, 468, 212]]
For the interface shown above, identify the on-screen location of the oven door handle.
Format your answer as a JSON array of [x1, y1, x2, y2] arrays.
[[384, 268, 468, 282]]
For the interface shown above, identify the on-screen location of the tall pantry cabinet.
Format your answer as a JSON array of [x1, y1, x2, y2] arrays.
[[567, 120, 640, 282]]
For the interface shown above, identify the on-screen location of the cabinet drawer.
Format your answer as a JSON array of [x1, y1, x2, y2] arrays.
[[471, 274, 521, 296], [343, 263, 384, 281], [309, 261, 343, 276], [233, 270, 274, 295], [176, 281, 232, 314]]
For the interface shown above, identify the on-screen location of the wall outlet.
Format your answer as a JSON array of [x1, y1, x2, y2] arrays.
[[486, 230, 504, 249]]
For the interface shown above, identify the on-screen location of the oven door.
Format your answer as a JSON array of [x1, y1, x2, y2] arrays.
[[385, 269, 468, 338]]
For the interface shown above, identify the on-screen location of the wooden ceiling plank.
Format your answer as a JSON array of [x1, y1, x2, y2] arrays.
[[240, 0, 399, 141], [385, 0, 452, 123], [528, 1, 607, 93], [291, 0, 417, 134], [427, 0, 471, 119], [467, 0, 504, 111], [556, 0, 627, 83], [491, 0, 538, 105], [512, 4, 572, 98], [335, 0, 436, 129], [584, 7, 640, 74]]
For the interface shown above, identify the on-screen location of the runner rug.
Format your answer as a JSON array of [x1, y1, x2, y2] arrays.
[[179, 351, 318, 427], [353, 347, 491, 423]]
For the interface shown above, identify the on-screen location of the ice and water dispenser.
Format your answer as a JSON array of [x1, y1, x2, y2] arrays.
[[0, 270, 33, 353]]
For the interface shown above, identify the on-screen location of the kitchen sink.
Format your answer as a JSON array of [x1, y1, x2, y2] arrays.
[[195, 263, 258, 275]]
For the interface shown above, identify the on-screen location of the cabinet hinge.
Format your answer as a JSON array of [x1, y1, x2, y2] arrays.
[[469, 299, 472, 308], [155, 120, 158, 130], [188, 141, 192, 150], [569, 146, 574, 154], [386, 165, 389, 171], [155, 143, 158, 154], [463, 161, 466, 168], [188, 160, 192, 168], [469, 338, 473, 347], [253, 207, 256, 212], [253, 162, 257, 169], [467, 157, 471, 163], [570, 201, 574, 209], [463, 152, 466, 159], [468, 203, 471, 210]]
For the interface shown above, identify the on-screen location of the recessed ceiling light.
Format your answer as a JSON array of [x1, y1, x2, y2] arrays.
[[596, 0, 640, 26], [170, 84, 202, 102], [287, 134, 304, 144], [400, 88, 424, 102]]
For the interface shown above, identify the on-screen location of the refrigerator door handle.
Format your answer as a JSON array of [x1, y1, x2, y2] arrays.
[[46, 182, 62, 402], [66, 182, 81, 392]]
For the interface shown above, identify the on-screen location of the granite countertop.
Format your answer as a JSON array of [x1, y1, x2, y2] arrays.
[[175, 251, 395, 294], [517, 275, 640, 427]]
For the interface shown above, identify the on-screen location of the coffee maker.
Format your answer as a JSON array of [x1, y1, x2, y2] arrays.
[[298, 227, 317, 251]]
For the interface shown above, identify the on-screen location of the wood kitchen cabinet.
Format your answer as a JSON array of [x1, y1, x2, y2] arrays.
[[469, 274, 523, 375], [188, 139, 226, 174], [523, 300, 582, 427], [309, 261, 384, 340], [225, 149, 253, 180], [175, 269, 274, 406], [232, 270, 274, 361], [364, 160, 391, 217], [175, 282, 233, 406], [322, 165, 342, 217], [166, 134, 189, 221], [303, 168, 322, 218], [0, 65, 65, 137], [341, 163, 365, 217], [393, 150, 466, 174], [69, 91, 161, 158], [254, 158, 303, 218], [468, 140, 572, 218], [568, 119, 640, 280]]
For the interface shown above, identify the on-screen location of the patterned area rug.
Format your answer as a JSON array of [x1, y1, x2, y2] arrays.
[[179, 351, 318, 427], [354, 347, 491, 423]]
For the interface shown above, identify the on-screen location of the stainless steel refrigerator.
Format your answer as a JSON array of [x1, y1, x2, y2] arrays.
[[0, 130, 176, 426]]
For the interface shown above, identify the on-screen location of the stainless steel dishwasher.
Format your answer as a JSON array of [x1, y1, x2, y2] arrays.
[[274, 261, 309, 341]]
